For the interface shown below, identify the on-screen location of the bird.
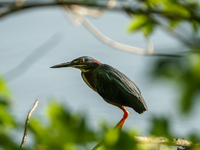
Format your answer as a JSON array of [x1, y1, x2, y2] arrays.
[[50, 56, 147, 129]]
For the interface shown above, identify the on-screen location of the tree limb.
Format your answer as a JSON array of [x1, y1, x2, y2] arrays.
[[0, 1, 200, 22], [1, 1, 186, 57], [62, 5, 154, 55], [135, 136, 193, 147], [93, 136, 198, 150], [63, 5, 182, 57]]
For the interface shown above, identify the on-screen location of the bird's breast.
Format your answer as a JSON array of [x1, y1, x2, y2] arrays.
[[81, 72, 96, 91]]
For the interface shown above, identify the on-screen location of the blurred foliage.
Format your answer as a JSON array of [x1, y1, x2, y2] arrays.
[[149, 116, 173, 139], [128, 1, 200, 146], [151, 54, 200, 114], [128, 0, 200, 35], [0, 75, 199, 149], [127, 0, 200, 117], [0, 76, 20, 150], [28, 102, 150, 150], [127, 14, 156, 36], [0, 75, 10, 101], [29, 101, 97, 150], [99, 128, 139, 150]]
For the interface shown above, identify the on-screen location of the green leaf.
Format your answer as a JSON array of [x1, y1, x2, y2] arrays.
[[191, 20, 199, 33], [127, 15, 148, 32], [127, 15, 155, 35], [143, 23, 155, 36], [102, 129, 138, 150], [149, 116, 173, 139], [169, 19, 181, 29], [0, 76, 11, 100]]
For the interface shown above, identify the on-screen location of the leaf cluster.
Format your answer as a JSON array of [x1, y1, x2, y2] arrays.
[[151, 54, 200, 114], [127, 0, 200, 35], [0, 76, 19, 150]]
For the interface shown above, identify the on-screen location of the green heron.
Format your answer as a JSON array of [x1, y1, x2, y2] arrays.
[[51, 56, 147, 129]]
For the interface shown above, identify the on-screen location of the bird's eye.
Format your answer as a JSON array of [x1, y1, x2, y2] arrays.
[[79, 59, 84, 63]]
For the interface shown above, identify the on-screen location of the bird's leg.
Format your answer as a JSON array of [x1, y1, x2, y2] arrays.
[[93, 107, 129, 150], [115, 107, 129, 130]]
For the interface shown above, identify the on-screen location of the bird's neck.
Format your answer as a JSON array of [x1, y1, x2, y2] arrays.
[[81, 71, 96, 91]]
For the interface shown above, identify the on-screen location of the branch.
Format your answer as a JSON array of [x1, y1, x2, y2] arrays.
[[135, 136, 193, 147], [0, 1, 103, 18], [92, 140, 103, 150], [0, 1, 185, 57], [1, 1, 200, 22], [20, 99, 39, 149], [62, 5, 154, 55], [64, 5, 182, 57], [93, 136, 198, 150]]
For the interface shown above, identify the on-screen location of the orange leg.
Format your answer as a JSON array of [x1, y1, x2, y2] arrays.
[[92, 107, 129, 150], [115, 107, 129, 130]]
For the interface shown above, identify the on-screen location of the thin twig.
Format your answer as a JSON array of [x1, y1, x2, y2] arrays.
[[92, 140, 103, 150], [20, 99, 39, 149]]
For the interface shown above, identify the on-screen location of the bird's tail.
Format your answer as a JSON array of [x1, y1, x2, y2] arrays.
[[133, 97, 148, 114]]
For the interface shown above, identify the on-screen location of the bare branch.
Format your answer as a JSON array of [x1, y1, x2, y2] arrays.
[[0, 1, 200, 22], [0, 1, 185, 57], [135, 136, 193, 147], [62, 5, 182, 57], [20, 99, 39, 149], [92, 136, 197, 150], [63, 5, 154, 55]]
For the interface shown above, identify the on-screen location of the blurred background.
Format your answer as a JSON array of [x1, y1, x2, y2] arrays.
[[0, 0, 200, 149]]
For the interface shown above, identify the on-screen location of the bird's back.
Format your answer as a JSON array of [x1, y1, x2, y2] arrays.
[[82, 64, 147, 114]]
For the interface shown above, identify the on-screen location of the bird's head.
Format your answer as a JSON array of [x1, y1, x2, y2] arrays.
[[50, 56, 102, 72]]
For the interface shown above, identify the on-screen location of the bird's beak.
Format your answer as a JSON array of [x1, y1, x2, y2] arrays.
[[50, 61, 73, 68]]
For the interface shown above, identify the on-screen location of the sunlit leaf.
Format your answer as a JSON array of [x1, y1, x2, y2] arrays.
[[127, 15, 155, 35], [0, 76, 11, 101], [100, 129, 139, 150], [104, 128, 119, 146]]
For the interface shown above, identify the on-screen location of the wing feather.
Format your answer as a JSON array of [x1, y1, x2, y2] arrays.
[[94, 64, 147, 113]]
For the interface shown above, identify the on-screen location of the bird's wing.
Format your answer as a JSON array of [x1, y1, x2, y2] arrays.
[[96, 65, 141, 97], [95, 65, 147, 111]]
